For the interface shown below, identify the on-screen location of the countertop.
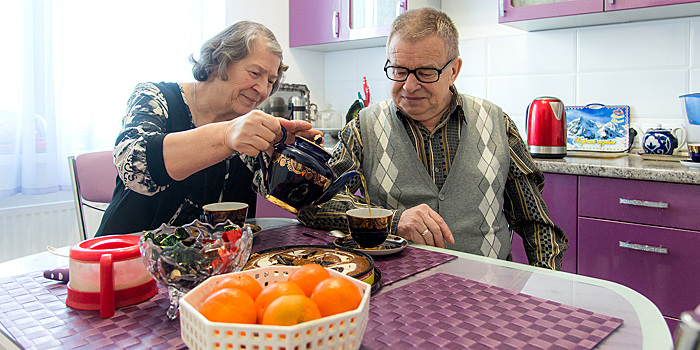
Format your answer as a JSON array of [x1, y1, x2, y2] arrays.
[[534, 151, 700, 185]]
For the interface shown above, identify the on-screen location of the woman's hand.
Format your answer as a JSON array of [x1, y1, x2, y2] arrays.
[[279, 119, 323, 144], [223, 110, 283, 157]]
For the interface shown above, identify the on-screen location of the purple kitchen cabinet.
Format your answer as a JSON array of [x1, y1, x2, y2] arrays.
[[499, 0, 602, 24], [290, 0, 343, 47], [578, 217, 700, 319], [606, 0, 700, 11], [499, 0, 700, 31], [578, 176, 700, 232], [289, 0, 408, 48], [511, 173, 578, 273]]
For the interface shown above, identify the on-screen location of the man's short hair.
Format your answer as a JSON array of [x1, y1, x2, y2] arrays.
[[387, 7, 459, 61]]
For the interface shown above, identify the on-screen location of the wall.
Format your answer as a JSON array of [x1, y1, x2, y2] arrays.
[[260, 0, 700, 147]]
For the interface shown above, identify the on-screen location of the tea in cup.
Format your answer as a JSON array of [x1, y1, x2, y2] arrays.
[[201, 202, 249, 225], [346, 208, 394, 248]]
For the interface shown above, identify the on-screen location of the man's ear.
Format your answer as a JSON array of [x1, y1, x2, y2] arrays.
[[449, 58, 463, 83]]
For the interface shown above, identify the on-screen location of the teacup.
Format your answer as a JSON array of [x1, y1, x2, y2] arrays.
[[201, 202, 249, 225], [689, 144, 700, 162], [346, 208, 394, 249]]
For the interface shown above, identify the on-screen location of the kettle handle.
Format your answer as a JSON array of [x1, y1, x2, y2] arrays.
[[257, 126, 287, 184]]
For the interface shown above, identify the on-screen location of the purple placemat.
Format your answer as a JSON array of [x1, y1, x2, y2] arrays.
[[362, 273, 623, 350], [0, 272, 184, 350], [253, 224, 456, 286]]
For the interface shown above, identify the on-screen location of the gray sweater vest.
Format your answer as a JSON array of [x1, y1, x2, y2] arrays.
[[358, 94, 511, 258]]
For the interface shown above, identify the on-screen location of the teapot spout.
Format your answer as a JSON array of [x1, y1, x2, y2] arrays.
[[313, 170, 360, 206]]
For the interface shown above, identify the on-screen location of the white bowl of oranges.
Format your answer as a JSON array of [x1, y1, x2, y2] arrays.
[[179, 264, 371, 350]]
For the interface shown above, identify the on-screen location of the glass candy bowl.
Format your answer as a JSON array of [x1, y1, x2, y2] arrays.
[[139, 219, 253, 319]]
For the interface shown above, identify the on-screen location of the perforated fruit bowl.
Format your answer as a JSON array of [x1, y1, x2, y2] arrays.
[[180, 266, 371, 350]]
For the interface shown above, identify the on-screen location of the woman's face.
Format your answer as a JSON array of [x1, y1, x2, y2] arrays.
[[214, 41, 281, 118]]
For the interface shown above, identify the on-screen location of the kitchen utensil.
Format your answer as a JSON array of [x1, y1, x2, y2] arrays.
[[46, 245, 69, 257], [346, 208, 394, 249], [179, 266, 371, 350], [262, 96, 287, 118], [363, 76, 371, 106], [43, 268, 69, 282], [334, 234, 408, 256], [287, 96, 307, 120], [566, 104, 631, 153], [66, 235, 158, 318], [681, 93, 700, 144], [673, 305, 700, 350], [526, 96, 567, 158], [200, 202, 248, 226], [639, 125, 686, 155], [140, 220, 253, 319], [688, 144, 700, 162], [257, 127, 359, 214], [346, 99, 364, 123]]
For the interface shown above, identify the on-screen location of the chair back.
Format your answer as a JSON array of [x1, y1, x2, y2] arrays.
[[68, 150, 117, 240]]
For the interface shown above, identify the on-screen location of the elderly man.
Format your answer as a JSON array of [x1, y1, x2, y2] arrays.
[[298, 8, 567, 270]]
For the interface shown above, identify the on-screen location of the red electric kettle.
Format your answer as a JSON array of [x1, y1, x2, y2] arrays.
[[526, 96, 567, 159]]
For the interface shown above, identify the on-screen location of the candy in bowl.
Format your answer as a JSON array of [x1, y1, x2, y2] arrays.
[[139, 219, 253, 319]]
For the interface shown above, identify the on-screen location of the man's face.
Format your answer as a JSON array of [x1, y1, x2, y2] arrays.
[[387, 34, 462, 127]]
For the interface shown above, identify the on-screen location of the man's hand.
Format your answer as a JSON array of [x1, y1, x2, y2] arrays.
[[396, 204, 454, 248]]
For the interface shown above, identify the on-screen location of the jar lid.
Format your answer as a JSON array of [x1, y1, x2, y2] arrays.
[[70, 235, 141, 262]]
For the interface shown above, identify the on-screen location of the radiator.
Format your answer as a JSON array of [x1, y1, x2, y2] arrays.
[[0, 201, 105, 263]]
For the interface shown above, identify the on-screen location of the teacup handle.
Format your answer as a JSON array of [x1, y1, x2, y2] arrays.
[[673, 126, 687, 150], [257, 126, 288, 185], [100, 253, 115, 318]]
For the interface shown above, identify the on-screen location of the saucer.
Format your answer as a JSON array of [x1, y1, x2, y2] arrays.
[[333, 235, 408, 256], [679, 160, 700, 169], [246, 224, 262, 236]]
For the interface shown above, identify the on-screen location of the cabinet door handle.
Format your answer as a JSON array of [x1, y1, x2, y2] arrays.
[[619, 198, 669, 209], [332, 11, 339, 38], [608, 0, 615, 4], [396, 0, 407, 16], [619, 241, 668, 254], [499, 0, 505, 17]]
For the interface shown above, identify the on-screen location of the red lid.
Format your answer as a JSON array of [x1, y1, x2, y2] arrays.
[[70, 235, 141, 262]]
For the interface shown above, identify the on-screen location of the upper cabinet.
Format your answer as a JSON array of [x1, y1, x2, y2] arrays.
[[499, 0, 700, 31], [290, 0, 441, 51]]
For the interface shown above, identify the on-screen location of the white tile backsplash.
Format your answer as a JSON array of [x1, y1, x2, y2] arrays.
[[577, 70, 688, 119], [488, 74, 576, 119], [692, 68, 700, 92], [488, 31, 577, 76], [692, 19, 700, 69], [578, 19, 689, 72], [459, 39, 488, 76]]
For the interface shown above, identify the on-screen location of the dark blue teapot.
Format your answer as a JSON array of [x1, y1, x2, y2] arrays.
[[641, 125, 686, 155], [258, 127, 359, 214]]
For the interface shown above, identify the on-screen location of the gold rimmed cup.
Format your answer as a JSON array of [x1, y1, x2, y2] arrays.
[[201, 202, 249, 226], [688, 144, 700, 162], [346, 208, 394, 249]]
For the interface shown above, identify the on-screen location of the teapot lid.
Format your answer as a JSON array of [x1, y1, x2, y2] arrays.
[[295, 134, 331, 160]]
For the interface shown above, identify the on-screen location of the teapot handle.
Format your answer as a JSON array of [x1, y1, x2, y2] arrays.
[[673, 126, 687, 150], [257, 126, 288, 184]]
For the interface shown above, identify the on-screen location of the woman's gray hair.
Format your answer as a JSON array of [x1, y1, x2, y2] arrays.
[[387, 8, 459, 61], [190, 21, 289, 95]]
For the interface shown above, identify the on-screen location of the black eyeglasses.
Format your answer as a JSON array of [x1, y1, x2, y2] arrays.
[[384, 59, 454, 83]]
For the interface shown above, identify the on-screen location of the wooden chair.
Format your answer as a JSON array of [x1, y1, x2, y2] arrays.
[[68, 151, 117, 240]]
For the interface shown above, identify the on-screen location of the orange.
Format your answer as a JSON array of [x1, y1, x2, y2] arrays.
[[198, 287, 256, 324], [287, 263, 331, 297], [212, 274, 263, 300], [311, 277, 363, 317], [255, 281, 305, 322], [261, 294, 322, 326]]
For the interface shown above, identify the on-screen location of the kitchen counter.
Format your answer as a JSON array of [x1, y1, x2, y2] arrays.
[[534, 151, 700, 185]]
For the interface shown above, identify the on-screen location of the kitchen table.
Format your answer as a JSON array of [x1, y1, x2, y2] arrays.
[[0, 218, 673, 350]]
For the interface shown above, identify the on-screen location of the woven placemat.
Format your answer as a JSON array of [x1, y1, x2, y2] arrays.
[[0, 272, 184, 350], [253, 224, 456, 286], [362, 273, 623, 350]]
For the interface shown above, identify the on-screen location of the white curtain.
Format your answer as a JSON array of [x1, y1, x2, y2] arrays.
[[0, 0, 225, 197]]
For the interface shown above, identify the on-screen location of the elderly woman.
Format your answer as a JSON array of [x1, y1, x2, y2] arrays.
[[95, 21, 319, 236]]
